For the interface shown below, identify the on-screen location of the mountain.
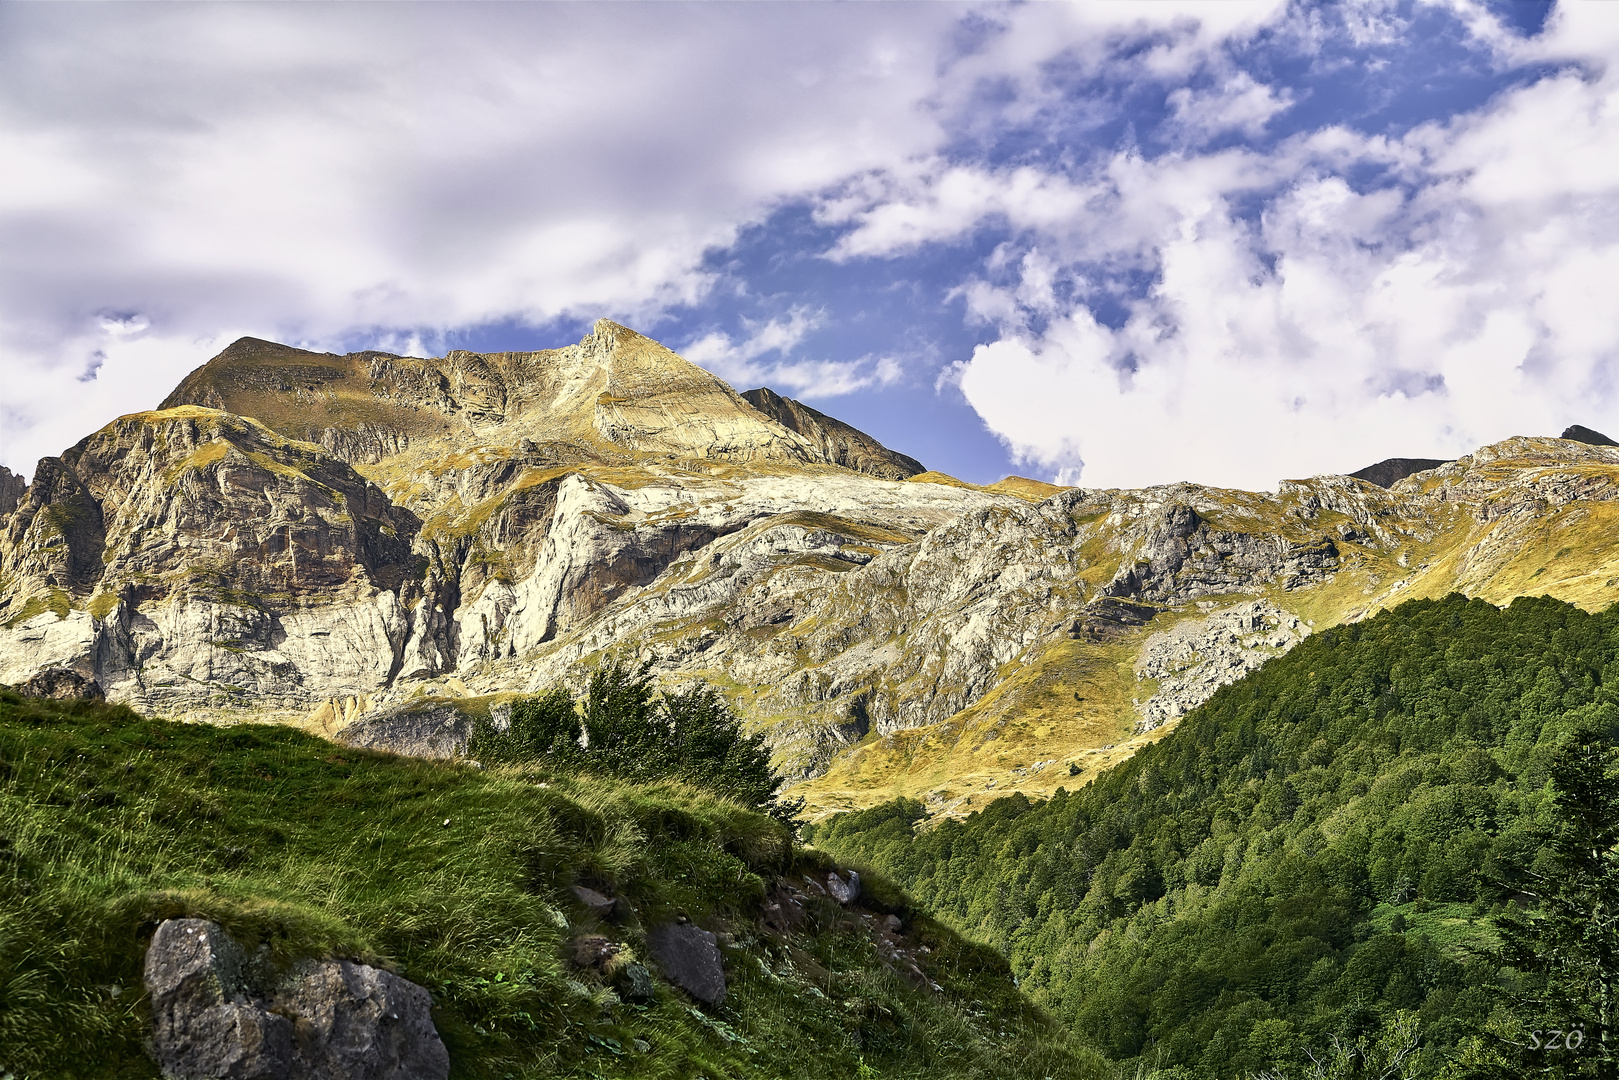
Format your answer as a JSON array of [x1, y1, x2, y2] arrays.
[[4, 320, 1619, 820], [1561, 423, 1618, 447], [1346, 456, 1449, 488]]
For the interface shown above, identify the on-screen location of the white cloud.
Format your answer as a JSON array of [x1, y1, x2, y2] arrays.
[[947, 50, 1619, 491], [681, 309, 901, 399], [0, 2, 962, 474], [1165, 72, 1295, 144]]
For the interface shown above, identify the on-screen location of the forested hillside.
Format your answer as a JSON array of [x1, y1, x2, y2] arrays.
[[809, 594, 1619, 1077]]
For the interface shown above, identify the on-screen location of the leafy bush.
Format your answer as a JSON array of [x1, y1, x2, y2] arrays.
[[471, 662, 805, 827]]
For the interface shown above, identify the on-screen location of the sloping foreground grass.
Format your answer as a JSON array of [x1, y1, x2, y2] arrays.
[[0, 688, 1103, 1080]]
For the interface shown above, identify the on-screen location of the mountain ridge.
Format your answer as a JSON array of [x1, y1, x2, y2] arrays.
[[5, 322, 1619, 821]]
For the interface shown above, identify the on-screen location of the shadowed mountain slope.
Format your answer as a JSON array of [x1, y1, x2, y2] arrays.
[[741, 387, 925, 480], [1346, 457, 1449, 488]]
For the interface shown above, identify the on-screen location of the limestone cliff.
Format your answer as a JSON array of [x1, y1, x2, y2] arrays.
[[7, 323, 1619, 818]]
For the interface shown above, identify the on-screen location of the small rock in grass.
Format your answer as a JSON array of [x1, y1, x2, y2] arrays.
[[616, 963, 656, 1005], [570, 884, 615, 915], [647, 922, 726, 1006], [827, 870, 860, 905]]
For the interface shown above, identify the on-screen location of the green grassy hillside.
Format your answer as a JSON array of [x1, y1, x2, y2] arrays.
[[809, 594, 1619, 1077], [0, 690, 1103, 1080]]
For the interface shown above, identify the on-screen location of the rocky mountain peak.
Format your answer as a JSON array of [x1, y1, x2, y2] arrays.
[[154, 323, 901, 473], [1347, 457, 1450, 489], [1560, 424, 1618, 447]]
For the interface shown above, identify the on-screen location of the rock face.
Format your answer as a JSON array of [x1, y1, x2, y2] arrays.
[[647, 922, 726, 1006], [1133, 601, 1309, 731], [1348, 457, 1449, 489], [8, 318, 1619, 811], [143, 918, 448, 1080], [0, 466, 24, 516], [1561, 424, 1618, 447], [741, 387, 924, 480]]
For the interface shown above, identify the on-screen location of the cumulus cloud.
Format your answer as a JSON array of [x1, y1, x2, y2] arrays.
[[682, 309, 902, 399], [0, 2, 960, 473], [946, 55, 1619, 490], [1164, 72, 1295, 144]]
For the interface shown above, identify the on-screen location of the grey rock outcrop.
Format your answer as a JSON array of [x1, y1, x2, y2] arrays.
[[333, 700, 472, 759], [17, 666, 103, 700], [1133, 601, 1310, 731], [143, 918, 448, 1080], [647, 922, 726, 1006], [0, 465, 24, 517]]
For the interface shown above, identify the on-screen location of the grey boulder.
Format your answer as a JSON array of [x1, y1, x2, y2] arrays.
[[144, 918, 449, 1080], [647, 922, 726, 1006], [828, 870, 860, 905]]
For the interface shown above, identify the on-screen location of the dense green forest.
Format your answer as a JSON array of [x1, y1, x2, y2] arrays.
[[809, 594, 1619, 1078]]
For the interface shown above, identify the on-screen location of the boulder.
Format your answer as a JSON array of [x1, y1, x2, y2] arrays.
[[143, 918, 448, 1080], [277, 959, 448, 1080], [18, 666, 104, 701], [828, 870, 860, 905], [646, 922, 726, 1006]]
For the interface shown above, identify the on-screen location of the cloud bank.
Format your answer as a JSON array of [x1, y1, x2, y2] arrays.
[[3, 1, 1616, 494]]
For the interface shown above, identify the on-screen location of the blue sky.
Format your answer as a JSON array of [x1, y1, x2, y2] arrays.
[[3, 1, 1617, 490]]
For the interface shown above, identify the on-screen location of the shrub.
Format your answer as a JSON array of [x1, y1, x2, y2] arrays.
[[470, 661, 805, 827]]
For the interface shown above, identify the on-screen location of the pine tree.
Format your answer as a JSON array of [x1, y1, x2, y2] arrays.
[[1457, 729, 1619, 1077]]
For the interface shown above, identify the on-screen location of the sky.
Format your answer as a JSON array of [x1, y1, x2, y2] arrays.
[[2, 0, 1617, 492]]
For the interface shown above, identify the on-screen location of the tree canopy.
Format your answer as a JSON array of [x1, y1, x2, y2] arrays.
[[470, 661, 804, 827], [809, 594, 1619, 1078]]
